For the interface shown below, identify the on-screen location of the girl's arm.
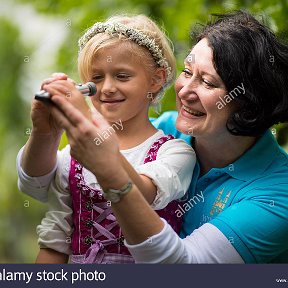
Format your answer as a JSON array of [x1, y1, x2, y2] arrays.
[[119, 153, 157, 204], [35, 145, 73, 263], [36, 248, 68, 264], [21, 74, 68, 177], [119, 138, 195, 208]]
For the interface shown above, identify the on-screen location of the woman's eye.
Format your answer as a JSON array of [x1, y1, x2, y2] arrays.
[[182, 69, 192, 78], [203, 79, 216, 88]]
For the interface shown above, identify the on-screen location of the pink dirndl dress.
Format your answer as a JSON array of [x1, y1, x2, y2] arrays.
[[69, 135, 183, 264]]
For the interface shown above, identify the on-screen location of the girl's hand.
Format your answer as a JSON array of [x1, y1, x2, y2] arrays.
[[31, 73, 75, 136], [43, 79, 92, 121]]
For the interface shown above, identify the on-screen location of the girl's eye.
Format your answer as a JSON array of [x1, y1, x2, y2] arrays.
[[92, 75, 103, 82], [117, 74, 130, 80], [182, 69, 192, 78]]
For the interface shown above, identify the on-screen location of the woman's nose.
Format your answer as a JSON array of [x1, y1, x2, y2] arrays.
[[177, 77, 199, 101]]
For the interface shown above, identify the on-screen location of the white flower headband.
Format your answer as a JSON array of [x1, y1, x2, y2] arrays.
[[78, 22, 173, 85]]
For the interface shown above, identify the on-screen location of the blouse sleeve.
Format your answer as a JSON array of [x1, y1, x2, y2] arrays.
[[135, 139, 196, 210], [36, 146, 73, 255], [16, 146, 59, 202]]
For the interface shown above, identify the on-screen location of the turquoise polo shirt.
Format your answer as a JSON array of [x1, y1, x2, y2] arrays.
[[152, 111, 288, 263]]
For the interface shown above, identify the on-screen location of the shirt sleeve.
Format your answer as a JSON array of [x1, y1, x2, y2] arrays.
[[135, 139, 196, 210], [210, 183, 288, 263], [125, 219, 244, 263], [36, 146, 73, 255], [16, 146, 59, 202]]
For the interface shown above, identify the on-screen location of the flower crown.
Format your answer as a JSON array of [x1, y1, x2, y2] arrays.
[[78, 22, 173, 84]]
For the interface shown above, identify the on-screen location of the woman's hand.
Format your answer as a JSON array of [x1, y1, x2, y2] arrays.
[[49, 92, 125, 187]]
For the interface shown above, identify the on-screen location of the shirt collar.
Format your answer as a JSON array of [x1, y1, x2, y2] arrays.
[[224, 130, 282, 181]]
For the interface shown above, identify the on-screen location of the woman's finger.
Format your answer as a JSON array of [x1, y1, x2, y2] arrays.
[[67, 78, 77, 85], [51, 95, 91, 128], [50, 103, 73, 131], [91, 108, 111, 130]]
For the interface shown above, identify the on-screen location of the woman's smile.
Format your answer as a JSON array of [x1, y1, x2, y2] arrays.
[[181, 105, 206, 118]]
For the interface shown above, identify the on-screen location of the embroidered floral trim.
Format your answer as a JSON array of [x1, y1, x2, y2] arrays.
[[78, 22, 173, 83]]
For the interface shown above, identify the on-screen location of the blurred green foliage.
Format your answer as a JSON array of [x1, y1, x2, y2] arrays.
[[0, 0, 287, 263]]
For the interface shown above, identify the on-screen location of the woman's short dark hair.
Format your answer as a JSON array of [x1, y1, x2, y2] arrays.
[[192, 10, 288, 137]]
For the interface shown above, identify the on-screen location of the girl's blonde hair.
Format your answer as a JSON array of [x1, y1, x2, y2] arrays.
[[78, 15, 176, 105]]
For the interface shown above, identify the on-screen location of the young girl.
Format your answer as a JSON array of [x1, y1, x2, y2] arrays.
[[17, 15, 195, 264]]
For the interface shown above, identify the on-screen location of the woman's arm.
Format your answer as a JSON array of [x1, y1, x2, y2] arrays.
[[49, 94, 245, 263]]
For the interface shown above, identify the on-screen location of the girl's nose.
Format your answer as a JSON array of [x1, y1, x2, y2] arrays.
[[101, 77, 117, 95]]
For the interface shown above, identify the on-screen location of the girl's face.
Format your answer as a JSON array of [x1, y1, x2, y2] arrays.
[[89, 44, 158, 124], [175, 38, 235, 139]]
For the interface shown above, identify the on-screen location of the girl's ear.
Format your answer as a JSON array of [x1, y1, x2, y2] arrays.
[[150, 68, 166, 93]]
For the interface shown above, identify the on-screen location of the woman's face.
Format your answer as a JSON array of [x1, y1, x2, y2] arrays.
[[175, 38, 235, 139]]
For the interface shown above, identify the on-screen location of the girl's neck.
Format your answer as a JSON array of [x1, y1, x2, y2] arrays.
[[113, 117, 158, 150], [194, 133, 257, 176]]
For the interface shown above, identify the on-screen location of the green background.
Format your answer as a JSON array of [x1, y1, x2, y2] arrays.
[[0, 0, 287, 263]]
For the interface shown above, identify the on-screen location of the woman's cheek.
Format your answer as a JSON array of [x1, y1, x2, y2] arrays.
[[175, 78, 183, 111], [174, 77, 182, 95]]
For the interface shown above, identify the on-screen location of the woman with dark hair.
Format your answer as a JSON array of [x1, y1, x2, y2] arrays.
[[19, 10, 288, 263]]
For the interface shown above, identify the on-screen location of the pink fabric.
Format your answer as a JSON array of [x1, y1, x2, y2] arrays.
[[69, 134, 183, 263], [143, 135, 183, 234]]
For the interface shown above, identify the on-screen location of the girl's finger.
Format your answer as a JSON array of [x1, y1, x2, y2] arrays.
[[43, 81, 76, 99], [51, 72, 68, 79], [40, 73, 68, 90]]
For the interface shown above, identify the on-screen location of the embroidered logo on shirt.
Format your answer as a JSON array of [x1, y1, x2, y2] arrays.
[[210, 188, 231, 216]]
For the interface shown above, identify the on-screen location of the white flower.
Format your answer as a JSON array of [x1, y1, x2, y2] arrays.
[[78, 22, 172, 85]]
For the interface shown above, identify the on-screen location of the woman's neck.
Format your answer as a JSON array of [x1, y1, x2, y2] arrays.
[[194, 133, 257, 175]]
